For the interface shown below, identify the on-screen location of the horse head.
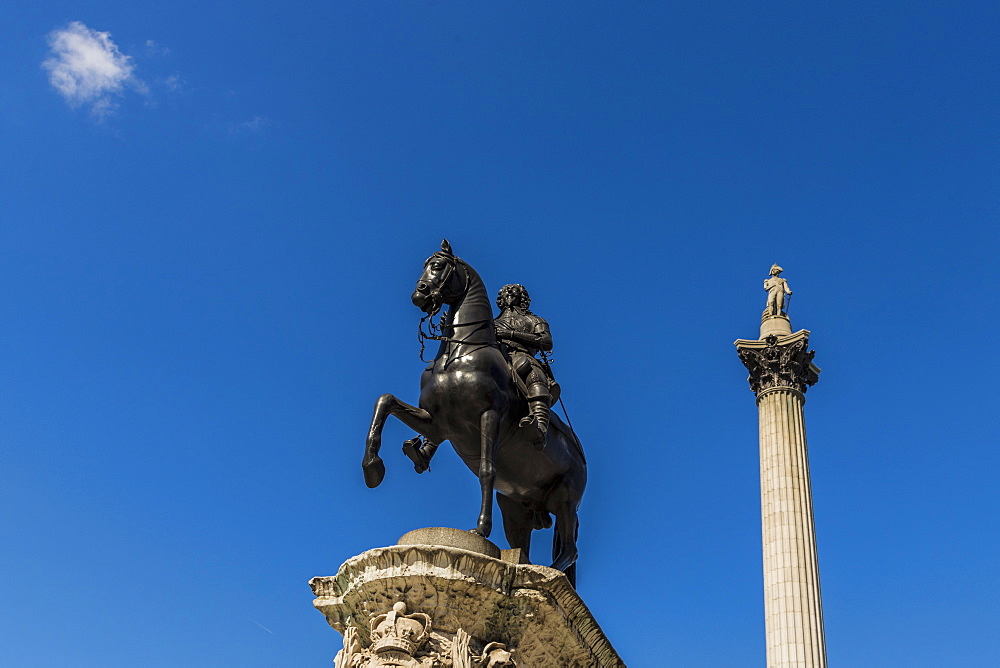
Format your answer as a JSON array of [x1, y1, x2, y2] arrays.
[[411, 239, 468, 315]]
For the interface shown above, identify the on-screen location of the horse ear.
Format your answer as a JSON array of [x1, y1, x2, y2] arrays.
[[441, 238, 452, 255]]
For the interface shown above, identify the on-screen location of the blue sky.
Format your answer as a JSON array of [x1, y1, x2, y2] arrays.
[[1, 2, 998, 666]]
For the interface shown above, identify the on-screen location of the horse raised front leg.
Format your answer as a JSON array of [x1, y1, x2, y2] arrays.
[[471, 409, 499, 537], [363, 393, 435, 488]]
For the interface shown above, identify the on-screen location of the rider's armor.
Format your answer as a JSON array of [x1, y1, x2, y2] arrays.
[[495, 286, 554, 447]]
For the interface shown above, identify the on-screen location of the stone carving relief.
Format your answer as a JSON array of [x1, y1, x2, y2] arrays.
[[335, 626, 363, 668], [450, 628, 473, 668], [738, 335, 819, 394], [334, 601, 516, 668], [479, 642, 517, 667]]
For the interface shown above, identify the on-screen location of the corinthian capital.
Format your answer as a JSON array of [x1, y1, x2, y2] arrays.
[[736, 332, 820, 395]]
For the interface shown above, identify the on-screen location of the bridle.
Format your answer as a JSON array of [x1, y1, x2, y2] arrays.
[[416, 250, 466, 319], [416, 253, 492, 362]]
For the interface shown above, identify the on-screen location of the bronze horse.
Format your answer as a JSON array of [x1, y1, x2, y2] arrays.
[[362, 240, 587, 583]]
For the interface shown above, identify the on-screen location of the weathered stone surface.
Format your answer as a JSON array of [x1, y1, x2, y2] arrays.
[[310, 534, 625, 667], [500, 548, 528, 565], [397, 527, 501, 559]]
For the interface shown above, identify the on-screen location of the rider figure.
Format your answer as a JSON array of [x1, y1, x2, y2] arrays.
[[494, 284, 554, 447]]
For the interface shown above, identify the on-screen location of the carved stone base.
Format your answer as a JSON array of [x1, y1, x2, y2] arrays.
[[310, 527, 625, 667]]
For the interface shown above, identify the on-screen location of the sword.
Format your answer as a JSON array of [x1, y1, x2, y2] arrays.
[[539, 351, 576, 432]]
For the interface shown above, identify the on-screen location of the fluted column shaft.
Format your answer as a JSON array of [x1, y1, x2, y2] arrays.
[[756, 387, 826, 668], [735, 328, 825, 668]]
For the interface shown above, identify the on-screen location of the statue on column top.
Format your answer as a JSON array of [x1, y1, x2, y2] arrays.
[[763, 263, 793, 317]]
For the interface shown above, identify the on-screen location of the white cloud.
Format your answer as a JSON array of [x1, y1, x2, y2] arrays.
[[42, 21, 144, 118], [230, 115, 271, 134], [145, 39, 171, 57], [163, 73, 184, 93]]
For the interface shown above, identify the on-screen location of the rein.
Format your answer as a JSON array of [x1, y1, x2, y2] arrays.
[[418, 314, 493, 362], [416, 256, 496, 362]]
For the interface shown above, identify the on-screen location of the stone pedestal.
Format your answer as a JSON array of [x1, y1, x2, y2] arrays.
[[759, 314, 792, 339], [736, 330, 827, 668], [310, 527, 625, 667]]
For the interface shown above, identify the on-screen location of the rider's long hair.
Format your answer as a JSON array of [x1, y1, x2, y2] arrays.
[[497, 284, 532, 313]]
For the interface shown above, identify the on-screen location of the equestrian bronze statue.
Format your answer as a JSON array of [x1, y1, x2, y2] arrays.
[[362, 240, 587, 583]]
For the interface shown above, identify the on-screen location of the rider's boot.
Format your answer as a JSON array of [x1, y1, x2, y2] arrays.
[[520, 381, 550, 449], [402, 436, 438, 473]]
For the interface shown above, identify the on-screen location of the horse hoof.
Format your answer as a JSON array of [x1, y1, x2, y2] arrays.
[[469, 526, 492, 538], [362, 456, 386, 488]]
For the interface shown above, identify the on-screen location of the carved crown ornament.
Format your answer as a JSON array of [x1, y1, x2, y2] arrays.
[[736, 333, 820, 395], [371, 602, 432, 656], [333, 601, 516, 668]]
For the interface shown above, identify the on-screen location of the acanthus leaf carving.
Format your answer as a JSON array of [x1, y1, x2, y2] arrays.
[[738, 335, 819, 395], [451, 628, 473, 668], [335, 626, 363, 668]]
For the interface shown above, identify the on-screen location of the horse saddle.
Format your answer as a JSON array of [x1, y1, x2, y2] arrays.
[[508, 360, 561, 406]]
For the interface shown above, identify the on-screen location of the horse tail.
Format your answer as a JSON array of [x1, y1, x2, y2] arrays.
[[564, 561, 577, 588]]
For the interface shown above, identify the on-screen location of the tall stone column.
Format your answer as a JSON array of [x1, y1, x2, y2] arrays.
[[736, 294, 826, 667]]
